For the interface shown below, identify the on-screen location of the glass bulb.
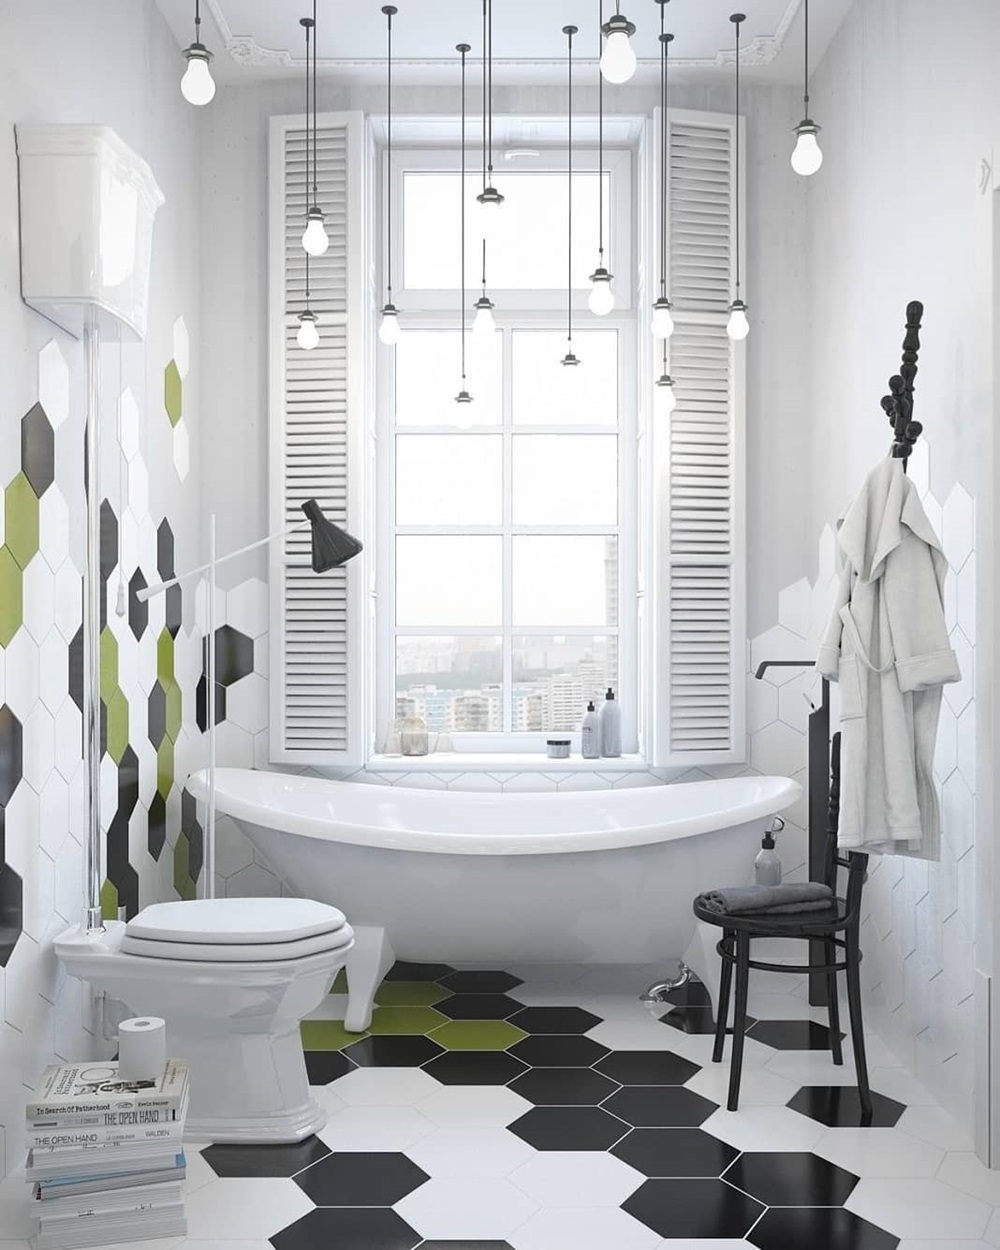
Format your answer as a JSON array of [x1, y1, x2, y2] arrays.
[[296, 316, 319, 351], [302, 214, 330, 257], [478, 195, 502, 242], [791, 130, 824, 176], [588, 280, 615, 317], [656, 382, 677, 415], [181, 52, 215, 105], [600, 30, 637, 84], [379, 308, 401, 345], [727, 305, 750, 341], [473, 303, 497, 337], [651, 303, 675, 340]]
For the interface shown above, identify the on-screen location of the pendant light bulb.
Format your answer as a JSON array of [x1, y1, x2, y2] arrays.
[[181, 47, 215, 104], [297, 311, 319, 351], [655, 373, 677, 414], [379, 304, 401, 346], [302, 207, 330, 256], [726, 299, 750, 341], [600, 14, 637, 84], [791, 122, 823, 176], [651, 298, 675, 340], [473, 297, 497, 337], [588, 268, 615, 317]]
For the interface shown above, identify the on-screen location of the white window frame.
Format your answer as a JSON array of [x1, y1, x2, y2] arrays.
[[373, 145, 638, 759]]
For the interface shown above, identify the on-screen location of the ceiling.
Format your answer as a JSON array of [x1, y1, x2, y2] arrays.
[[154, 0, 854, 87]]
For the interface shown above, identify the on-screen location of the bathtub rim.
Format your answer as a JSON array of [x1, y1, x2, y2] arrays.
[[186, 768, 803, 857]]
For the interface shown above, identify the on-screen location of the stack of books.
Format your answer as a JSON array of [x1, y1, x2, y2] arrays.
[[25, 1059, 190, 1249]]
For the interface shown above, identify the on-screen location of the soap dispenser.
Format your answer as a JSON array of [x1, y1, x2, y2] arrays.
[[599, 688, 622, 758], [754, 818, 783, 887], [581, 701, 601, 759]]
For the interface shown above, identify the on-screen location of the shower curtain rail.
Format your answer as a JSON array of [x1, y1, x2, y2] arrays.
[[882, 299, 924, 466]]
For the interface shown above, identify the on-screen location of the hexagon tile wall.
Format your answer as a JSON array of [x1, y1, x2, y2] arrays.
[[0, 327, 204, 1179]]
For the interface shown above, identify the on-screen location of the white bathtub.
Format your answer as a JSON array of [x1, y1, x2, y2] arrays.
[[189, 768, 801, 968]]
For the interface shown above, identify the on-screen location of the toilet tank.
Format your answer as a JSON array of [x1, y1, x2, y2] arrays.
[[15, 125, 164, 341]]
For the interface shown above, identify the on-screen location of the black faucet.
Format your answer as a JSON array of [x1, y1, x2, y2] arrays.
[[754, 658, 831, 1007]]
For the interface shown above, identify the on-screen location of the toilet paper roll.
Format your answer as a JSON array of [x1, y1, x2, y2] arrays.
[[117, 1016, 167, 1082]]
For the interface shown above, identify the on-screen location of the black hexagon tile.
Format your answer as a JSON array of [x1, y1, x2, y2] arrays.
[[211, 624, 254, 686], [203, 1136, 330, 1177], [271, 1208, 421, 1250], [386, 960, 456, 982], [196, 672, 226, 732], [622, 1177, 765, 1240], [344, 1035, 445, 1068], [0, 705, 24, 805], [21, 402, 55, 496], [128, 568, 149, 640], [305, 1050, 357, 1085], [148, 683, 167, 748], [748, 1018, 844, 1051], [147, 792, 167, 861], [508, 1006, 601, 1034], [595, 1050, 700, 1086], [439, 970, 521, 994], [612, 1127, 739, 1177], [294, 1152, 429, 1206], [508, 1105, 629, 1152], [602, 1085, 718, 1127], [748, 1206, 900, 1250], [99, 498, 118, 584], [156, 518, 175, 580], [68, 625, 84, 711], [436, 994, 523, 1021], [422, 1051, 528, 1086], [724, 1150, 859, 1206], [509, 1067, 620, 1106], [786, 1085, 905, 1128], [508, 1035, 609, 1069]]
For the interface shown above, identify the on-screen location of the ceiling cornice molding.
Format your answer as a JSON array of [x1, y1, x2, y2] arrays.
[[204, 0, 801, 73]]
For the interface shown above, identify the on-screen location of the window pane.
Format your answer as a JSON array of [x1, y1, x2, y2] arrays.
[[397, 435, 502, 526], [396, 636, 503, 733], [396, 536, 502, 627], [403, 171, 609, 290], [396, 329, 502, 426], [512, 331, 618, 426], [513, 635, 618, 732], [512, 536, 618, 628], [512, 435, 618, 526]]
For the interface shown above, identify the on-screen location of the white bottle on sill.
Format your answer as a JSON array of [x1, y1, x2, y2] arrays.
[[599, 688, 621, 758], [581, 701, 601, 759]]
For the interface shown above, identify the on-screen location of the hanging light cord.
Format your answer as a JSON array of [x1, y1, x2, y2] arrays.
[[385, 6, 394, 307], [481, 0, 488, 195], [734, 16, 741, 303], [566, 25, 574, 349], [193, 0, 201, 44], [481, 239, 488, 298], [597, 0, 604, 268], [303, 17, 312, 308], [487, 0, 494, 184], [312, 0, 318, 206], [659, 6, 668, 297], [803, 0, 809, 114], [460, 44, 468, 387]]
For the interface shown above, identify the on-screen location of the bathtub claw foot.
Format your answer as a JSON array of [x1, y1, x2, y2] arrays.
[[344, 926, 395, 1033], [640, 961, 692, 1005]]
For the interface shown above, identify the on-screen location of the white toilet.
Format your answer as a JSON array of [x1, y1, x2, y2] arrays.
[[55, 897, 354, 1144]]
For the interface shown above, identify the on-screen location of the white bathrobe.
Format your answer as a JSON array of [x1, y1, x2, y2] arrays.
[[816, 458, 960, 858]]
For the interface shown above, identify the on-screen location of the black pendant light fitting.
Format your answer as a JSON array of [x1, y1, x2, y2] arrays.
[[296, 16, 319, 351], [791, 0, 823, 175], [588, 0, 614, 318], [379, 5, 402, 346], [456, 42, 473, 406], [476, 0, 505, 224], [726, 13, 750, 341], [561, 24, 580, 367]]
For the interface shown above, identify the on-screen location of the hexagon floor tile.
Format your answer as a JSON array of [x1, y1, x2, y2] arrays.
[[3, 965, 981, 1247]]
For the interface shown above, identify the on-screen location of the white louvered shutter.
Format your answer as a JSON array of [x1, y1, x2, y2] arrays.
[[653, 110, 746, 766], [268, 112, 366, 765]]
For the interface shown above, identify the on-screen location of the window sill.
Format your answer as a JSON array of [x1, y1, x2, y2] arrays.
[[366, 753, 649, 773]]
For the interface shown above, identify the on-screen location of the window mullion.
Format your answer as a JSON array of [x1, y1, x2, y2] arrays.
[[502, 324, 514, 736]]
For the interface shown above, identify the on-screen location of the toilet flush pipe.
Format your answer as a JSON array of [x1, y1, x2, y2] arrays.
[[84, 323, 105, 936]]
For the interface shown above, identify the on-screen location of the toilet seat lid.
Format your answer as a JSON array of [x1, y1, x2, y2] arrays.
[[125, 897, 348, 945]]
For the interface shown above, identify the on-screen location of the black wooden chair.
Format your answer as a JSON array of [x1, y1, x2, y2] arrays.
[[693, 732, 873, 1117]]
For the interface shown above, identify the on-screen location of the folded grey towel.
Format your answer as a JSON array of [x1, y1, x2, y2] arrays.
[[698, 882, 834, 915]]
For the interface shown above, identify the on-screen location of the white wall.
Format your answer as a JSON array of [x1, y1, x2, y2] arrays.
[[0, 0, 205, 1178], [800, 0, 998, 1141]]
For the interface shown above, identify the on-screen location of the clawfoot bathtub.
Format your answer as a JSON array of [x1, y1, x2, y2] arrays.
[[187, 769, 801, 1031]]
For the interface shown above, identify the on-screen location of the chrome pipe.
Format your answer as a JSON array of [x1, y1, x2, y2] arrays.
[[83, 322, 105, 935]]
